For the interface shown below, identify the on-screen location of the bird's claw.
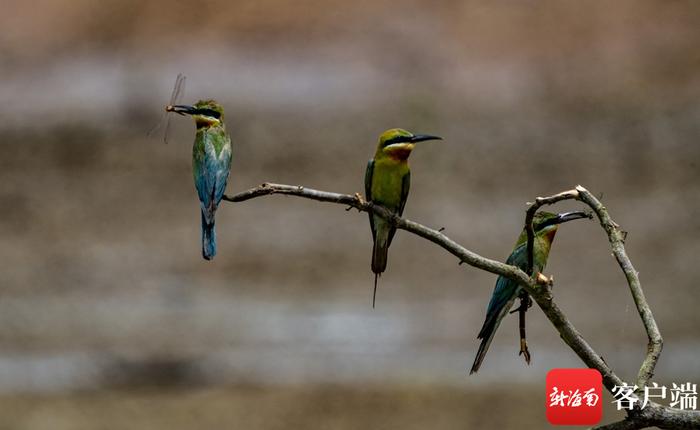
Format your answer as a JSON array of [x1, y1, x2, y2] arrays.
[[347, 193, 366, 211], [536, 273, 553, 286]]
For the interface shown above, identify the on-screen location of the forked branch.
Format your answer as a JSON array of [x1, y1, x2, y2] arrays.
[[223, 182, 695, 429], [523, 186, 662, 389]]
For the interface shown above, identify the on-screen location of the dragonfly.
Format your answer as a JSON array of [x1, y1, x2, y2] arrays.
[[148, 73, 186, 144]]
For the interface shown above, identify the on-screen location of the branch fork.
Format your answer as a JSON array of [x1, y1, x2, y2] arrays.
[[222, 183, 695, 429]]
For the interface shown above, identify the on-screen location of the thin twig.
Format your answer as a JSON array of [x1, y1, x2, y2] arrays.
[[517, 292, 532, 364]]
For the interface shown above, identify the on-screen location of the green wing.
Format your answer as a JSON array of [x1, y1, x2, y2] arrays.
[[387, 170, 410, 247], [470, 244, 526, 373], [398, 170, 410, 217], [365, 159, 376, 241]]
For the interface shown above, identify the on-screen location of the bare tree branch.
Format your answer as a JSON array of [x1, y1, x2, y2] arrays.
[[225, 183, 621, 384], [576, 186, 663, 389], [523, 186, 662, 388], [592, 417, 648, 430], [223, 182, 697, 429], [591, 402, 700, 429]]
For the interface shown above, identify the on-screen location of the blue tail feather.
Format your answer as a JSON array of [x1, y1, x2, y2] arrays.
[[201, 211, 216, 260]]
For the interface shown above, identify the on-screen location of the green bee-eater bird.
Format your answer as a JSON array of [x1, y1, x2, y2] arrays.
[[470, 210, 589, 374], [365, 128, 442, 307], [167, 100, 232, 260]]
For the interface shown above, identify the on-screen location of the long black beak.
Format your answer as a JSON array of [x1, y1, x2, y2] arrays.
[[409, 134, 442, 143], [166, 104, 197, 116], [555, 211, 592, 224]]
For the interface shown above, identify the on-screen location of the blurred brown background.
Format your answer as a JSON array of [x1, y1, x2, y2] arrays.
[[1, 1, 699, 428]]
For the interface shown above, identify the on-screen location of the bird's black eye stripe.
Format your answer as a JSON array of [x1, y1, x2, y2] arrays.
[[536, 218, 558, 230], [382, 135, 412, 147], [195, 108, 221, 119]]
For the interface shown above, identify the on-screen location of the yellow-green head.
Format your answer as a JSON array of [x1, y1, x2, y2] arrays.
[[166, 99, 225, 129], [515, 211, 590, 248], [375, 128, 442, 160]]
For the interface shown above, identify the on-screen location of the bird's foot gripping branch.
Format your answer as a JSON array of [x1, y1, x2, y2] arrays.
[[224, 183, 698, 430]]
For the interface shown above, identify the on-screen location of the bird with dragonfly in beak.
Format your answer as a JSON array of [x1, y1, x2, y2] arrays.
[[166, 100, 232, 260]]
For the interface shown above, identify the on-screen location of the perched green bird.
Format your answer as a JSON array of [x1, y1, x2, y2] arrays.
[[365, 128, 442, 307], [470, 210, 589, 374], [167, 100, 232, 260]]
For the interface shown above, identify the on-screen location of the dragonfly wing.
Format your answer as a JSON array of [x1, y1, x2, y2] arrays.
[[148, 73, 186, 144], [163, 73, 186, 144]]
